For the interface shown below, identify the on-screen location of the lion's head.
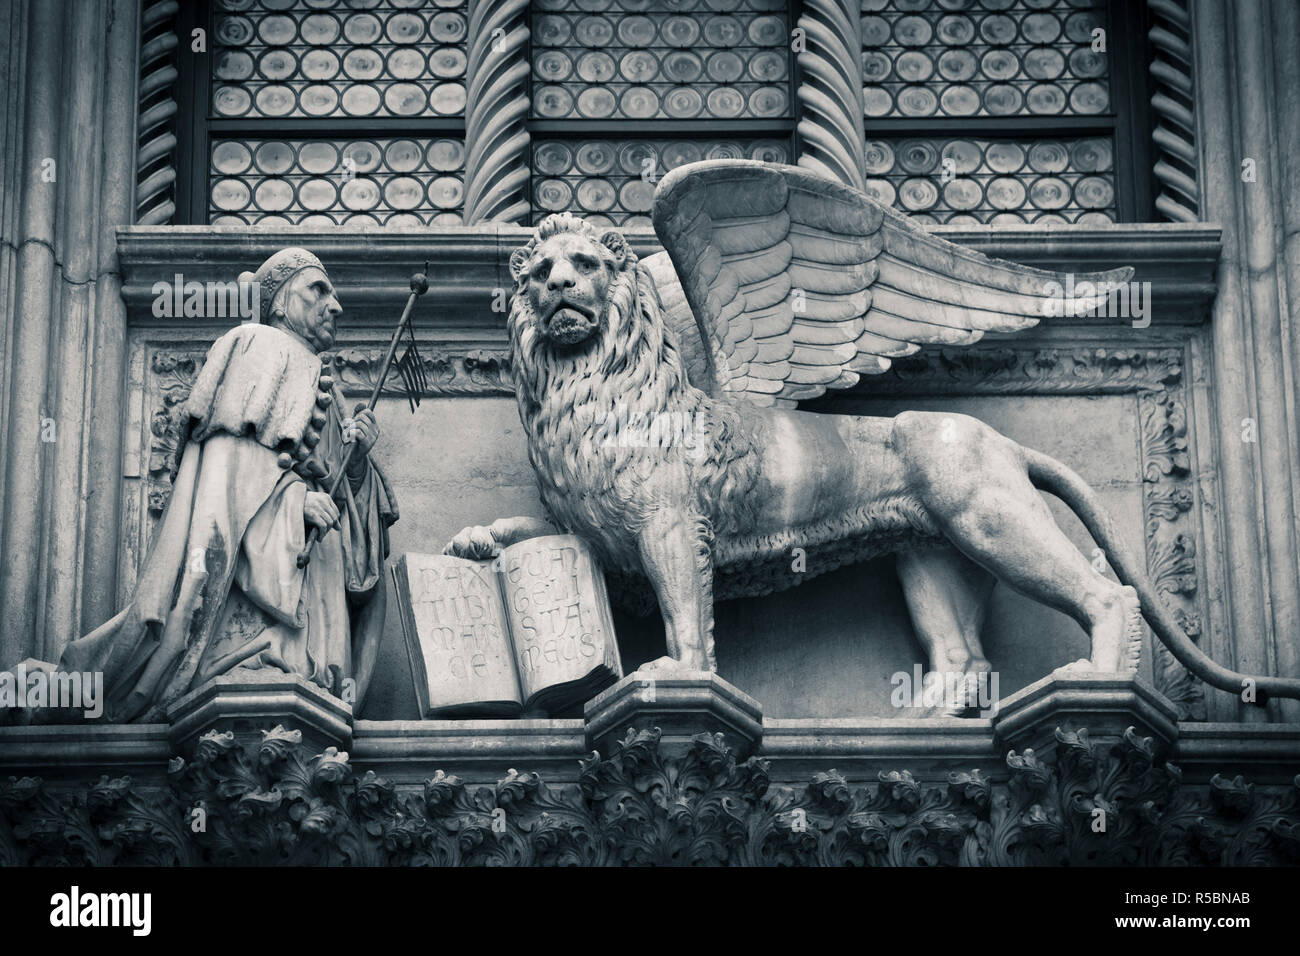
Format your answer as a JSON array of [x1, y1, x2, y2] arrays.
[[509, 212, 635, 349]]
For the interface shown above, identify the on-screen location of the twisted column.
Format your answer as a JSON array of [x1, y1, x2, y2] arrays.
[[462, 0, 530, 225], [795, 0, 866, 192], [1148, 0, 1198, 222], [135, 0, 179, 226]]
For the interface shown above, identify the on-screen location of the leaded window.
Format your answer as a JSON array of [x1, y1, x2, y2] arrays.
[[169, 0, 1153, 228], [182, 0, 471, 226], [528, 0, 797, 227], [856, 0, 1150, 224]]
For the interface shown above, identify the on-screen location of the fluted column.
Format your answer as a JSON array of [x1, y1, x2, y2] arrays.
[[1272, 0, 1300, 559], [795, 0, 866, 192], [0, 0, 30, 503], [462, 0, 530, 225], [0, 0, 138, 664], [1192, 0, 1300, 721], [82, 0, 141, 633], [0, 0, 67, 666]]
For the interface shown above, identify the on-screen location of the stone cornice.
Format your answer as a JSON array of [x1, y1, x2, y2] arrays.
[[116, 223, 1223, 333]]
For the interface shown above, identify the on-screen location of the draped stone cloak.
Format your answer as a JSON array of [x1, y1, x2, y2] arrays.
[[60, 324, 397, 722]]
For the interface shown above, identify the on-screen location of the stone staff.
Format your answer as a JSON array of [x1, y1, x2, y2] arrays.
[[298, 266, 430, 569]]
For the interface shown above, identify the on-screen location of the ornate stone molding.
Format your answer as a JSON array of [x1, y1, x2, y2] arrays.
[[463, 0, 530, 225], [865, 347, 1184, 396], [1139, 389, 1205, 718], [115, 224, 1222, 332], [1148, 0, 1199, 222], [2, 725, 1296, 867], [135, 0, 180, 226], [146, 350, 202, 515], [795, 0, 867, 192]]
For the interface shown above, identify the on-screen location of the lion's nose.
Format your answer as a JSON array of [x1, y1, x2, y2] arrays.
[[547, 262, 577, 291]]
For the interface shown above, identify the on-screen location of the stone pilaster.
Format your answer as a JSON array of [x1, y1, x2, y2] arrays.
[[1191, 0, 1300, 721], [1272, 0, 1300, 564], [0, 0, 138, 664], [0, 0, 28, 501], [0, 0, 67, 666]]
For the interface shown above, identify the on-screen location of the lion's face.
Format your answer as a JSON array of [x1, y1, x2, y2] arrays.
[[513, 228, 629, 348]]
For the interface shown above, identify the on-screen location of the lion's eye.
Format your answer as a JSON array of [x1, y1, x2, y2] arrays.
[[573, 255, 598, 272], [531, 260, 551, 282]]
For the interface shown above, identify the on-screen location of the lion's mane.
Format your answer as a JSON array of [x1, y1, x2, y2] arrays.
[[508, 213, 760, 574]]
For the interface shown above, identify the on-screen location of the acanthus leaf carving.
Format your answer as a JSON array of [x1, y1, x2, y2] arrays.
[[5, 726, 1295, 867]]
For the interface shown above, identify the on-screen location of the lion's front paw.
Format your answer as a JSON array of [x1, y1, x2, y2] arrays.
[[443, 524, 500, 560]]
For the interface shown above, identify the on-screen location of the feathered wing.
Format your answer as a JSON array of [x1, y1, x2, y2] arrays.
[[648, 160, 1134, 406]]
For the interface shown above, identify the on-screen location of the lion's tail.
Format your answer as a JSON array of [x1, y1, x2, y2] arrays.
[[1024, 446, 1300, 703]]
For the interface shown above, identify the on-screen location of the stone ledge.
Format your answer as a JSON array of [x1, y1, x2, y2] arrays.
[[760, 717, 998, 777], [352, 718, 587, 783], [116, 222, 1222, 332], [1173, 722, 1300, 784], [0, 722, 170, 777], [2, 714, 1297, 783]]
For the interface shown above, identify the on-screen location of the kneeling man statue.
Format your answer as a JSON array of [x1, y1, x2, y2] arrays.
[[61, 248, 397, 721]]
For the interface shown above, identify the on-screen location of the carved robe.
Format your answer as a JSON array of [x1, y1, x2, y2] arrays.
[[61, 324, 397, 721]]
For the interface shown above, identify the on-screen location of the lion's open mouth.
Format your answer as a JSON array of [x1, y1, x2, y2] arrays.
[[545, 304, 598, 345]]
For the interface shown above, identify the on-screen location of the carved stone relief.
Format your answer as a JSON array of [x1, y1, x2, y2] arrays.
[[2, 725, 1295, 867]]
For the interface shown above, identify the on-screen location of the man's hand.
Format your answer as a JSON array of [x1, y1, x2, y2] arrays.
[[342, 404, 380, 456], [304, 491, 340, 532]]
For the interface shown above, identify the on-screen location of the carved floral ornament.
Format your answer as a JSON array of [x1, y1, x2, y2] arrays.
[[1, 724, 1296, 867]]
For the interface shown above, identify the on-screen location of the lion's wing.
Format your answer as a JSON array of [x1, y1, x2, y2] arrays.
[[650, 160, 1133, 407]]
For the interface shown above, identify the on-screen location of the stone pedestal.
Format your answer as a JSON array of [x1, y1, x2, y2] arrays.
[[584, 670, 763, 759], [992, 671, 1179, 759], [165, 670, 353, 755]]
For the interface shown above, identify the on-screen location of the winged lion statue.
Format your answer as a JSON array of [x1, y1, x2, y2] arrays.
[[446, 160, 1300, 711]]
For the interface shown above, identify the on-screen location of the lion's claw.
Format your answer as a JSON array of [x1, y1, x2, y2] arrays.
[[443, 524, 500, 560]]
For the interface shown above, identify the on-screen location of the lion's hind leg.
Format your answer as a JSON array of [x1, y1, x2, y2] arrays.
[[897, 546, 995, 716], [892, 411, 1142, 677]]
